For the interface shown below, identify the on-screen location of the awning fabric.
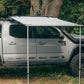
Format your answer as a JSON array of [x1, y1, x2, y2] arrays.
[[10, 16, 83, 26]]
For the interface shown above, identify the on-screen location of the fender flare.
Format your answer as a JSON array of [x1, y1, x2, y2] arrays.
[[69, 47, 84, 63]]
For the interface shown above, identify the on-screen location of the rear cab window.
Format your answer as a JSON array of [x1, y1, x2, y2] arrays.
[[9, 25, 32, 38]]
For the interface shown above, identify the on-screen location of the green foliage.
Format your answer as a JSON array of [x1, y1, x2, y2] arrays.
[[60, 0, 84, 24], [39, 0, 42, 10], [29, 65, 70, 78], [0, 0, 31, 18], [59, 0, 84, 35], [0, 3, 5, 12], [39, 0, 42, 7], [0, 67, 27, 78], [36, 10, 41, 16]]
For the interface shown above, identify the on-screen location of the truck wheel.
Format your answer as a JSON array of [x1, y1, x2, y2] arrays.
[[70, 53, 84, 77]]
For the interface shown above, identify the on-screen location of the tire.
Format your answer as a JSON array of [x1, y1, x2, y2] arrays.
[[70, 53, 84, 77]]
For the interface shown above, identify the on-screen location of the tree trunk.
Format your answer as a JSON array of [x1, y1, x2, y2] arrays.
[[41, 0, 64, 17], [30, 0, 64, 17], [30, 0, 39, 16]]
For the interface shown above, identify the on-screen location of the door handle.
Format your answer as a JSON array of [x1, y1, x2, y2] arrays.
[[38, 42, 45, 45], [8, 42, 16, 45]]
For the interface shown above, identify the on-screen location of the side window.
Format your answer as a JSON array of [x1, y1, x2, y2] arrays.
[[10, 25, 32, 38], [35, 26, 60, 38]]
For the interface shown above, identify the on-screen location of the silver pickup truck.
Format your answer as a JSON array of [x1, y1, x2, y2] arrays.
[[0, 20, 84, 77]]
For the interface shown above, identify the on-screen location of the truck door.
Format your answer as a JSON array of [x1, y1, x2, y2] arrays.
[[3, 25, 36, 66], [34, 26, 67, 64]]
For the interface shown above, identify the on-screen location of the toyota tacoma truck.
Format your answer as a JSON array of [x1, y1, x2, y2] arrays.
[[0, 20, 84, 77]]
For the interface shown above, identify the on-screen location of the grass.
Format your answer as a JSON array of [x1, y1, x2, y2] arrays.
[[29, 65, 70, 78], [29, 64, 84, 84], [0, 67, 27, 78], [0, 67, 27, 84], [0, 65, 84, 84]]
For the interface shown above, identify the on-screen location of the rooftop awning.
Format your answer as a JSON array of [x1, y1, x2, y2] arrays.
[[10, 16, 83, 27]]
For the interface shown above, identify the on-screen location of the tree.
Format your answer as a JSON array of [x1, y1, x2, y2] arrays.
[[41, 0, 64, 17], [30, 0, 64, 17], [30, 0, 40, 16], [0, 0, 31, 17]]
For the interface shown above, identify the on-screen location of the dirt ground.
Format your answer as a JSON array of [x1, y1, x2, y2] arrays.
[[0, 78, 27, 84]]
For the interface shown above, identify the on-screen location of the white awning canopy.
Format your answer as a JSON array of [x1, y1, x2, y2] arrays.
[[10, 16, 83, 27]]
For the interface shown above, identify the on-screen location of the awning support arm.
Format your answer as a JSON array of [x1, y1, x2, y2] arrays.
[[79, 26, 81, 84], [27, 26, 29, 84]]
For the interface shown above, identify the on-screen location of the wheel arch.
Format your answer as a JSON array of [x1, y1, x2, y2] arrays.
[[69, 47, 84, 63]]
